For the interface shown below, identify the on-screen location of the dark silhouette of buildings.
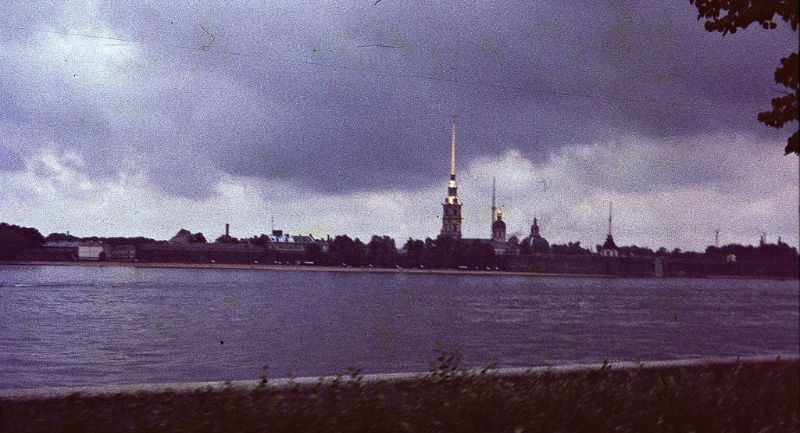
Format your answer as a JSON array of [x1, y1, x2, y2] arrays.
[[524, 217, 549, 253]]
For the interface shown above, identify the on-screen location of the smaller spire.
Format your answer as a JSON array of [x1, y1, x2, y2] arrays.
[[491, 177, 497, 221], [450, 114, 457, 178], [531, 216, 540, 237], [608, 201, 613, 236]]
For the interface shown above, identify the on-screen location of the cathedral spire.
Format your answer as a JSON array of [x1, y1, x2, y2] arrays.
[[491, 177, 497, 222], [601, 201, 618, 255], [440, 115, 462, 240], [450, 114, 457, 179]]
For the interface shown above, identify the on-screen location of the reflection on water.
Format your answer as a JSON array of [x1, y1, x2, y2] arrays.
[[0, 265, 797, 388]]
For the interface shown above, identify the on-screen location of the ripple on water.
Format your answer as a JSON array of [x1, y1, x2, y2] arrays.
[[0, 265, 797, 388]]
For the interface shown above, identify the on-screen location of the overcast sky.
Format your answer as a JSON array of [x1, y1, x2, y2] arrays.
[[1, 0, 798, 251]]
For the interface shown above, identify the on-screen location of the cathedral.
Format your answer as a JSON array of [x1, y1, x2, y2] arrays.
[[436, 116, 552, 255]]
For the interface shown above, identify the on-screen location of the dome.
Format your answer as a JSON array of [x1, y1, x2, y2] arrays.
[[528, 235, 550, 253]]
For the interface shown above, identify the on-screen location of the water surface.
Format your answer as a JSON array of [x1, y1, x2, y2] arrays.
[[0, 265, 797, 388]]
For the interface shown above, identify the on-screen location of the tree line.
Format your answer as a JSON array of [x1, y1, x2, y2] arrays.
[[1, 222, 797, 269]]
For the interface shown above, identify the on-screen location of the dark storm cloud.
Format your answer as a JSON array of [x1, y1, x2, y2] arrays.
[[0, 0, 796, 197]]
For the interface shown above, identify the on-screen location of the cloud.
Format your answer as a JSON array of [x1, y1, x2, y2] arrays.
[[0, 1, 797, 249], [2, 133, 796, 252], [2, 0, 798, 198]]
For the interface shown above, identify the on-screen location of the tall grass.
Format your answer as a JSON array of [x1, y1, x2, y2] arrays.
[[1, 350, 797, 433]]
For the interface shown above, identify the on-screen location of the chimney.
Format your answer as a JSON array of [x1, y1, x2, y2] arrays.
[[225, 223, 230, 237]]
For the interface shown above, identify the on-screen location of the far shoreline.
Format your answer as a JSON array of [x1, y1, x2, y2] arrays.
[[1, 260, 795, 281], [0, 260, 607, 279]]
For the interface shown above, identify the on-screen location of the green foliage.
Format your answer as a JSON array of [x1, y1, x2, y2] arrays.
[[327, 235, 366, 266], [304, 242, 323, 263], [2, 356, 797, 433], [215, 234, 239, 244], [550, 241, 592, 255], [402, 238, 425, 268], [0, 223, 44, 260], [258, 364, 269, 386], [44, 232, 159, 247], [43, 232, 80, 243], [758, 52, 799, 154], [459, 240, 496, 269], [321, 234, 496, 270], [1, 354, 797, 433], [705, 241, 799, 260], [429, 341, 466, 382], [616, 245, 656, 257], [690, 0, 798, 34], [690, 0, 799, 154], [366, 235, 397, 267]]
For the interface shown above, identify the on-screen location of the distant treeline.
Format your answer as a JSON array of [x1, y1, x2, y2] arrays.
[[42, 231, 160, 246], [316, 235, 501, 269], [1, 222, 798, 272], [0, 223, 45, 260]]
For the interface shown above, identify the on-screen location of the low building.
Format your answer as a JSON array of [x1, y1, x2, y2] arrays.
[[18, 242, 79, 261], [265, 230, 322, 261], [43, 241, 80, 249], [78, 241, 110, 261]]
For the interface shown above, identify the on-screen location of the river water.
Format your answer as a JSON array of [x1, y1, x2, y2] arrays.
[[0, 265, 797, 389]]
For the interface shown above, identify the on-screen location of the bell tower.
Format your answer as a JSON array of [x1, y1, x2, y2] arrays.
[[440, 115, 462, 240]]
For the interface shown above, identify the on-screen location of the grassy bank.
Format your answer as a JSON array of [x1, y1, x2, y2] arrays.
[[1, 357, 797, 433]]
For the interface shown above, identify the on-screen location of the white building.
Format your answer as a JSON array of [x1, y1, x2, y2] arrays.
[[78, 241, 110, 261]]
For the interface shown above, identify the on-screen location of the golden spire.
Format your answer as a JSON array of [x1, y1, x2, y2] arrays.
[[450, 114, 457, 177]]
